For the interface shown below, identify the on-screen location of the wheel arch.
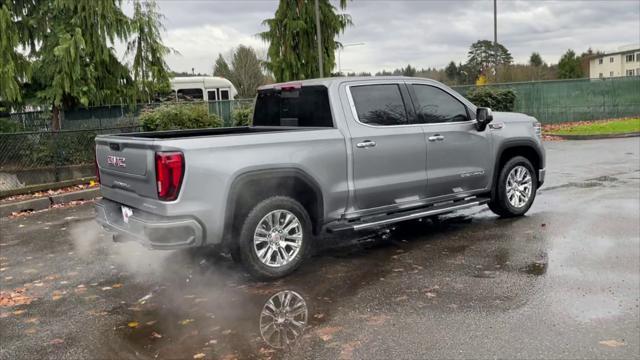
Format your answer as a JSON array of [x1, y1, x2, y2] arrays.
[[223, 168, 325, 245], [493, 139, 544, 192]]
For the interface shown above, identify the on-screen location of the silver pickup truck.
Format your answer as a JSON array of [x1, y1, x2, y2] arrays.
[[95, 76, 545, 279]]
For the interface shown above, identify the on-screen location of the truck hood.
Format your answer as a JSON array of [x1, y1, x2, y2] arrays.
[[492, 111, 536, 123]]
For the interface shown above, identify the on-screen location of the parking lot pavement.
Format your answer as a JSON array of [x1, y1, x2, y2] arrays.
[[1, 137, 639, 360]]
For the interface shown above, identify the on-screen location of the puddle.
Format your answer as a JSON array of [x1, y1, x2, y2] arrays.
[[587, 175, 619, 182]]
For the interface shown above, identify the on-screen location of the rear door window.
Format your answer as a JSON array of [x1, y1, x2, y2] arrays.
[[350, 84, 409, 126], [253, 85, 333, 127]]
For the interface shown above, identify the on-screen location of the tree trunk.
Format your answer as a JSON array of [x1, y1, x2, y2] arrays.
[[51, 104, 61, 131]]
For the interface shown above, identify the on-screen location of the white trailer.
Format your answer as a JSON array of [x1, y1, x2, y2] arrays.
[[170, 76, 238, 101]]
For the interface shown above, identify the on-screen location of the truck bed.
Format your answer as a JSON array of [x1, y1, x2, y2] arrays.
[[105, 126, 325, 140]]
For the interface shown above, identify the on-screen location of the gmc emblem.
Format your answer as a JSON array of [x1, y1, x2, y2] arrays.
[[106, 155, 126, 168]]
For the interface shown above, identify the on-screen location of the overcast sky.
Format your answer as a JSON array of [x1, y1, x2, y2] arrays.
[[138, 0, 640, 74]]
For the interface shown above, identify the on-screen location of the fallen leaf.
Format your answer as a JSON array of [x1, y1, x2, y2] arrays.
[[128, 321, 140, 328], [313, 313, 325, 319], [193, 353, 206, 359], [599, 340, 625, 347], [0, 288, 33, 307], [146, 320, 157, 326], [425, 292, 437, 299], [394, 296, 408, 301], [24, 328, 37, 334], [339, 340, 361, 360], [179, 319, 195, 325], [101, 287, 112, 291], [111, 283, 123, 288], [316, 326, 342, 341], [150, 331, 163, 339], [12, 310, 26, 315], [221, 329, 232, 335], [48, 338, 65, 345], [366, 315, 389, 326]]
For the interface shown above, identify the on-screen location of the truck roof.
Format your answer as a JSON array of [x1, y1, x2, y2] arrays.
[[257, 76, 433, 90]]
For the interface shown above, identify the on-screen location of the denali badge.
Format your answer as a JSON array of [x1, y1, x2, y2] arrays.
[[107, 155, 126, 168]]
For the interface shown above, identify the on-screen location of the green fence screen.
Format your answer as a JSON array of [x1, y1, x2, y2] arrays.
[[453, 76, 640, 123]]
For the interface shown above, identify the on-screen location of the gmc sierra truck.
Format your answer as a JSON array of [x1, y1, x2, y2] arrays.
[[95, 77, 545, 279]]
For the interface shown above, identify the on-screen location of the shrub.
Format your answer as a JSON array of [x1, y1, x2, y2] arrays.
[[231, 106, 253, 126], [466, 88, 516, 112], [0, 117, 21, 133], [139, 103, 222, 131]]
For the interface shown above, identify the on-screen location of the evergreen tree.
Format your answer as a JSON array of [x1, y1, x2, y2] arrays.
[[259, 0, 352, 82], [558, 49, 584, 79], [126, 0, 175, 103]]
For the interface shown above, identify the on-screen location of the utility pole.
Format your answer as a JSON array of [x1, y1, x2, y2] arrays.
[[493, 0, 498, 81], [314, 0, 324, 78], [493, 0, 497, 45]]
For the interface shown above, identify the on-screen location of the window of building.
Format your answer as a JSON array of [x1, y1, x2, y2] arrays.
[[599, 73, 603, 78], [610, 71, 614, 77], [598, 58, 603, 65], [350, 84, 409, 126], [636, 53, 640, 62], [626, 69, 635, 76], [626, 54, 635, 62], [610, 57, 614, 63], [411, 85, 469, 124]]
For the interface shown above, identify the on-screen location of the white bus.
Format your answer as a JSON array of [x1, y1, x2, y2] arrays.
[[170, 76, 238, 102]]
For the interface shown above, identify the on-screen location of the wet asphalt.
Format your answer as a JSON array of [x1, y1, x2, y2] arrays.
[[0, 137, 639, 360]]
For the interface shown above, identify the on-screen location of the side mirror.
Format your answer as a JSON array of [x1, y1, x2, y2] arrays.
[[476, 107, 493, 131]]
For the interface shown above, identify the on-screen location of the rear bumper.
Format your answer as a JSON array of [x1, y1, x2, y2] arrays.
[[95, 198, 204, 250]]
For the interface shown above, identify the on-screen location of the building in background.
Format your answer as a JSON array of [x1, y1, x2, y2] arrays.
[[589, 44, 640, 79]]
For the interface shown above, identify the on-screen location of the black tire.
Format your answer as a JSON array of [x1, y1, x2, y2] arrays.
[[488, 156, 538, 217], [237, 196, 312, 280]]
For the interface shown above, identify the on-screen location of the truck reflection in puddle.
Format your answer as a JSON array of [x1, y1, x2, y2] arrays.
[[259, 290, 308, 349]]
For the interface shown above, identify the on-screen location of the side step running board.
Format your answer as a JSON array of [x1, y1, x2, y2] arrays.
[[327, 197, 490, 232]]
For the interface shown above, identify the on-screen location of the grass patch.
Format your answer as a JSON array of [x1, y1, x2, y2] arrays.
[[549, 118, 640, 136]]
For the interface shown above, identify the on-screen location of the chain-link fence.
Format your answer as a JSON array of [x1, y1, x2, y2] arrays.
[[2, 99, 256, 131], [0, 126, 141, 192], [452, 76, 640, 123]]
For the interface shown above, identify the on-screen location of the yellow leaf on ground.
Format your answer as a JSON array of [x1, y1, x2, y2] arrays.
[[193, 353, 206, 359], [111, 283, 123, 288], [599, 340, 625, 347], [179, 319, 195, 325], [128, 321, 139, 328]]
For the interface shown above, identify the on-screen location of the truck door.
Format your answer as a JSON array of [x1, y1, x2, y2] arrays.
[[408, 83, 492, 200], [343, 81, 428, 212]]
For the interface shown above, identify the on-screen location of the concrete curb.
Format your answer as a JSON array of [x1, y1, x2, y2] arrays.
[[547, 132, 640, 140], [50, 188, 101, 204], [0, 197, 52, 218], [0, 188, 101, 218]]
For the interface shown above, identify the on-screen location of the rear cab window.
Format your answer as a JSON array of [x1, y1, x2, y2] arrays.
[[253, 85, 333, 127]]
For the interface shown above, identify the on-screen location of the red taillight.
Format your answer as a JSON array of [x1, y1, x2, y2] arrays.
[[94, 145, 100, 183], [155, 152, 184, 201]]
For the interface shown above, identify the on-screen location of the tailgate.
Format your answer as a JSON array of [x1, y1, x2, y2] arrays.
[[96, 137, 158, 199]]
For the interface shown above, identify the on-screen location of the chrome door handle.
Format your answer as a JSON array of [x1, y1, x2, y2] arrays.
[[356, 140, 376, 148], [428, 135, 444, 142]]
